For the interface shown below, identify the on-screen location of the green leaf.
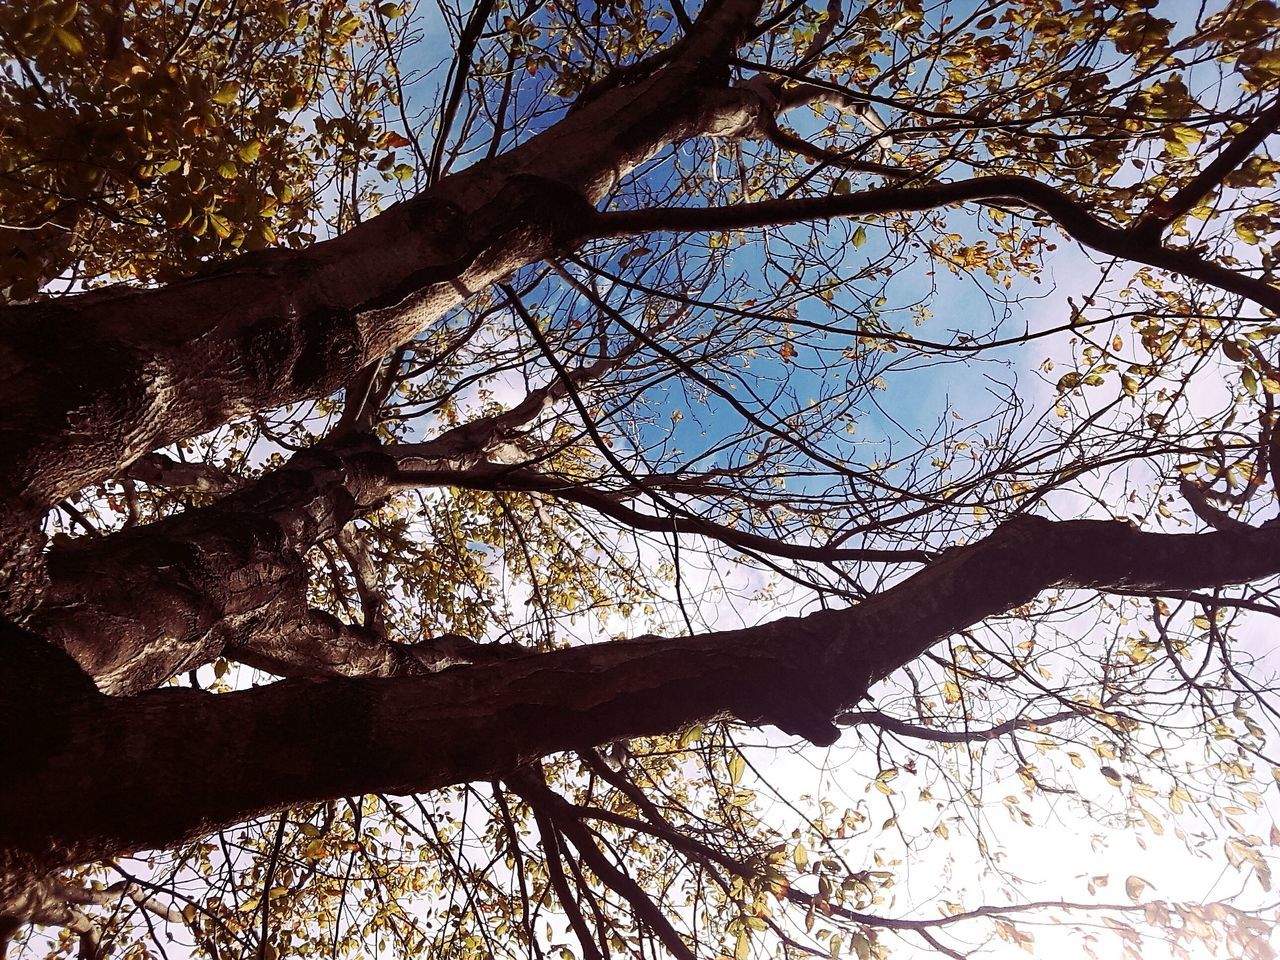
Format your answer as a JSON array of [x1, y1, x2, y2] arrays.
[[1243, 367, 1259, 396], [852, 225, 867, 248]]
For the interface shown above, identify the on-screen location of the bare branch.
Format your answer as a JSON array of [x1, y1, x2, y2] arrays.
[[591, 176, 1280, 313], [835, 707, 1083, 743]]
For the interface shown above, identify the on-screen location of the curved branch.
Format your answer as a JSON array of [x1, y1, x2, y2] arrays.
[[1137, 96, 1280, 235], [590, 176, 1280, 313], [9, 514, 1280, 888], [835, 707, 1082, 743], [389, 461, 934, 564], [759, 115, 909, 179], [510, 767, 698, 960]]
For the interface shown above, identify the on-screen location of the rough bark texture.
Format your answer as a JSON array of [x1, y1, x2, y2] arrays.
[[0, 0, 768, 614], [32, 347, 636, 693], [31, 436, 395, 693], [0, 0, 780, 901], [6, 515, 1280, 901]]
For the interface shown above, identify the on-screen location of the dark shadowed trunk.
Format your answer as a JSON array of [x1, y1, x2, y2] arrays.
[[5, 514, 1280, 902]]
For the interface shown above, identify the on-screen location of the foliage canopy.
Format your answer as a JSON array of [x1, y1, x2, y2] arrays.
[[3, 0, 1280, 957]]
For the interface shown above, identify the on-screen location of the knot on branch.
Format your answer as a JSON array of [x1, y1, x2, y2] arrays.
[[730, 684, 844, 745], [726, 626, 852, 748]]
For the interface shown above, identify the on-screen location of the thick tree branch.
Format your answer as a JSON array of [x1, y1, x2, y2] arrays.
[[1178, 477, 1254, 533], [1137, 97, 1280, 235], [122, 452, 234, 494], [30, 434, 397, 693], [0, 0, 767, 612], [7, 515, 1280, 893], [336, 526, 385, 635], [27, 326, 655, 690]]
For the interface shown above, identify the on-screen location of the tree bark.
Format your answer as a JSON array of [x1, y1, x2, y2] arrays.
[[33, 351, 637, 693], [0, 0, 768, 613], [5, 514, 1280, 901], [30, 435, 394, 693]]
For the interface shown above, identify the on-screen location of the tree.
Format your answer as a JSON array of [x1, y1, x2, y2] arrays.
[[2, 0, 1280, 955]]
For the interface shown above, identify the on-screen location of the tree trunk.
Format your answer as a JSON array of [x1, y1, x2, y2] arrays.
[[0, 0, 766, 614], [31, 436, 395, 693], [5, 515, 1280, 902]]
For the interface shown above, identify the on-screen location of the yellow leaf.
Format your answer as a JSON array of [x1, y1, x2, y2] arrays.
[[1167, 124, 1203, 146], [53, 26, 82, 54], [208, 213, 232, 239], [1125, 875, 1149, 900], [793, 843, 809, 870], [212, 81, 240, 105], [1235, 218, 1262, 244]]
